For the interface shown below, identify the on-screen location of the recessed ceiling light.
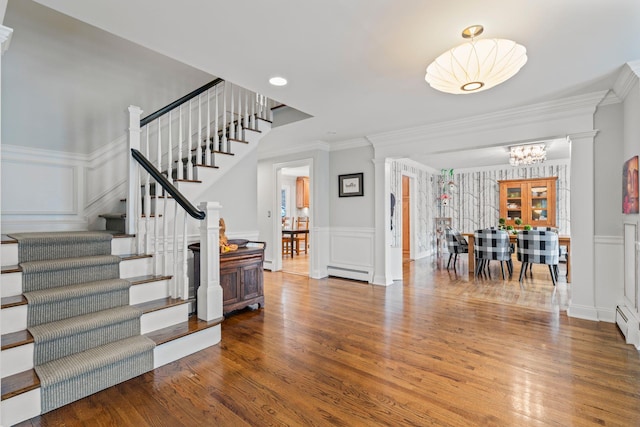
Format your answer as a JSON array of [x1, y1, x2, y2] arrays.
[[269, 76, 287, 86]]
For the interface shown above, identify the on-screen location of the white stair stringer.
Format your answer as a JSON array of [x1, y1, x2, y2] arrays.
[[176, 119, 271, 202]]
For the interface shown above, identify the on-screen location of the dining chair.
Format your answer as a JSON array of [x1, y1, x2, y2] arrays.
[[445, 227, 468, 271], [294, 217, 309, 255], [282, 217, 292, 256], [473, 228, 513, 279], [516, 230, 559, 286]]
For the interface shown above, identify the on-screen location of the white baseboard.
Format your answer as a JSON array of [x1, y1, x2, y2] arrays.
[[1, 388, 41, 427], [153, 325, 221, 368], [327, 265, 370, 282]]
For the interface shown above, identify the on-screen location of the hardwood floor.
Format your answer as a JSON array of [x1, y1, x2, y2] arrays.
[[282, 252, 309, 276], [17, 257, 640, 426]]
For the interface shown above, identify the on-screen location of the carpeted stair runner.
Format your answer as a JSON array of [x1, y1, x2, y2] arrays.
[[35, 335, 155, 413], [9, 231, 155, 413], [9, 231, 114, 262], [25, 278, 132, 326]]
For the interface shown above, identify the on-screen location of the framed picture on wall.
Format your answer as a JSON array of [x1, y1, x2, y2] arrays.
[[339, 173, 364, 197], [623, 155, 639, 214]]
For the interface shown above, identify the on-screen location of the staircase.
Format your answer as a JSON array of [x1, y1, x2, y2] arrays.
[[0, 232, 222, 425], [1, 80, 275, 426]]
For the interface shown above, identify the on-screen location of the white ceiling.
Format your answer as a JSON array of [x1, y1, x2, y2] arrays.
[[11, 1, 640, 168]]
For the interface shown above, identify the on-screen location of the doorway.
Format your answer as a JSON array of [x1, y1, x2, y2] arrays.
[[280, 165, 310, 276], [402, 175, 411, 262]]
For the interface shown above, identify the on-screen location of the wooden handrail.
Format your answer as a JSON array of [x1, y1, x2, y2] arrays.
[[140, 78, 224, 127], [131, 148, 205, 220]]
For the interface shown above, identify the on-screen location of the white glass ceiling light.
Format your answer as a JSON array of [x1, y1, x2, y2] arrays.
[[425, 25, 527, 94], [509, 143, 546, 166]]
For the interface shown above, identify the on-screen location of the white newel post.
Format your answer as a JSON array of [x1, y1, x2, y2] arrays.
[[197, 201, 223, 321], [127, 105, 143, 235]]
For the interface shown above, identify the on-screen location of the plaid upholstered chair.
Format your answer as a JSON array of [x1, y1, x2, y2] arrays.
[[516, 230, 559, 286], [445, 227, 468, 271], [473, 229, 513, 279]]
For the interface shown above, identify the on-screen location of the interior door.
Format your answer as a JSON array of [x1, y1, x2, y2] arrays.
[[402, 176, 410, 259]]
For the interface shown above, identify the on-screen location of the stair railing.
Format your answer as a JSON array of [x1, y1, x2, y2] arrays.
[[127, 79, 274, 321]]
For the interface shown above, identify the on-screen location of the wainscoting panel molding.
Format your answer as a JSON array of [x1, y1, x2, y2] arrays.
[[327, 227, 375, 282]]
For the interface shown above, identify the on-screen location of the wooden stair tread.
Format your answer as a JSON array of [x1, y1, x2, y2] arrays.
[[1, 369, 40, 400], [228, 138, 249, 144], [145, 314, 223, 346], [2, 265, 21, 274], [1, 235, 17, 244], [173, 178, 202, 183], [194, 164, 219, 169], [1, 314, 220, 400], [2, 329, 34, 350], [1, 295, 27, 309], [120, 253, 153, 261], [134, 296, 187, 314], [128, 274, 172, 285]]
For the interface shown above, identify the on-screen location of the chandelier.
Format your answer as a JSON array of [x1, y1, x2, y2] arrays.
[[509, 144, 546, 166], [425, 25, 527, 94]]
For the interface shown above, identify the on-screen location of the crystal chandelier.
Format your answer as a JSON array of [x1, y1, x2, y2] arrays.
[[509, 144, 546, 166], [425, 25, 527, 94]]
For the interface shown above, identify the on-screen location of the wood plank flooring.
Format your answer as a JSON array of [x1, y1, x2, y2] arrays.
[[16, 256, 640, 426]]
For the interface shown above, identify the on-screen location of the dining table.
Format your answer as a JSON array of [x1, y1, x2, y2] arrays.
[[282, 228, 309, 258], [462, 233, 571, 282]]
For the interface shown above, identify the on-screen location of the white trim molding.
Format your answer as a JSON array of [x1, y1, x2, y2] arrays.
[[327, 226, 375, 283]]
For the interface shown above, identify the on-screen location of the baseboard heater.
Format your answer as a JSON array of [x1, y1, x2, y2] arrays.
[[327, 266, 370, 282], [616, 305, 629, 337]]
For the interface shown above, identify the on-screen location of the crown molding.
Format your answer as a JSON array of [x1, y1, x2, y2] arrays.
[[613, 60, 640, 101], [328, 137, 371, 152], [367, 91, 608, 148], [598, 90, 622, 107], [0, 25, 13, 55], [257, 140, 330, 161]]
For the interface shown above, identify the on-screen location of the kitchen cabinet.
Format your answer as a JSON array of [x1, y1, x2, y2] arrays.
[[296, 176, 309, 208]]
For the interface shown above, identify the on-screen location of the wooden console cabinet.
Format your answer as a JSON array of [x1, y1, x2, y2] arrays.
[[498, 177, 557, 228], [189, 242, 265, 315]]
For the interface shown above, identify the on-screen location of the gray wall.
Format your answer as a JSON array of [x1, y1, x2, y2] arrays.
[[197, 149, 259, 237], [594, 102, 624, 236], [2, 0, 213, 154], [329, 145, 374, 228]]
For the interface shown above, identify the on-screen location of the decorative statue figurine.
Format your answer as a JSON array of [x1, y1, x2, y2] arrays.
[[219, 218, 238, 253]]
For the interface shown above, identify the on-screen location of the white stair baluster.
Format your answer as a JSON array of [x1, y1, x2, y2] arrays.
[[214, 85, 219, 155], [177, 105, 183, 180], [162, 112, 171, 276], [237, 87, 243, 140], [186, 99, 193, 180], [244, 89, 249, 137], [143, 125, 151, 256], [232, 84, 238, 142], [172, 201, 179, 298], [197, 93, 202, 169], [182, 211, 189, 299], [221, 83, 227, 153], [250, 92, 256, 129], [154, 118, 162, 274], [206, 89, 212, 166]]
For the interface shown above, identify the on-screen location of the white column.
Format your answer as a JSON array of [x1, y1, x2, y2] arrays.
[[567, 130, 599, 320], [372, 157, 393, 285], [197, 201, 223, 321], [127, 105, 143, 235], [0, 25, 14, 241]]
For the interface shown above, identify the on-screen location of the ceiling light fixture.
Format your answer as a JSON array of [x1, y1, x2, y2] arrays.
[[425, 25, 527, 94], [269, 76, 288, 86], [509, 143, 546, 166]]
